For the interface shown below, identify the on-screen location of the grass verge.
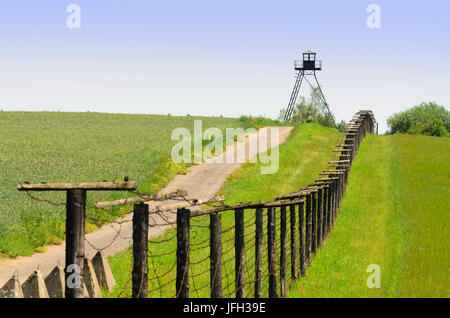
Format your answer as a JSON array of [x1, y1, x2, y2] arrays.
[[287, 133, 449, 297]]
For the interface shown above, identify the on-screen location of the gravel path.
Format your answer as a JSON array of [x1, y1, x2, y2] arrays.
[[0, 126, 293, 286]]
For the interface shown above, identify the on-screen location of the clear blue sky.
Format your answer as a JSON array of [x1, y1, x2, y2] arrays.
[[1, 0, 449, 132]]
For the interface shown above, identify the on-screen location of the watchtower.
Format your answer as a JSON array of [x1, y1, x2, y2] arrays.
[[283, 51, 334, 125]]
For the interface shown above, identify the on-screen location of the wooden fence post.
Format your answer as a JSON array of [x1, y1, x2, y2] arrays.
[[267, 207, 277, 298], [65, 189, 86, 298], [176, 208, 190, 298], [254, 208, 263, 298], [339, 174, 343, 210], [305, 194, 312, 266], [327, 183, 332, 233], [17, 179, 136, 299], [311, 191, 317, 255], [235, 208, 245, 298], [132, 203, 149, 298], [323, 187, 328, 238], [298, 202, 306, 276], [338, 174, 343, 209], [331, 180, 337, 226], [280, 206, 287, 297], [289, 204, 297, 280], [210, 213, 222, 298], [317, 188, 323, 248]]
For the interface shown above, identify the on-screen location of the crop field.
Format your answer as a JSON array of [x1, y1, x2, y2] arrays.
[[104, 123, 340, 297], [0, 111, 246, 258]]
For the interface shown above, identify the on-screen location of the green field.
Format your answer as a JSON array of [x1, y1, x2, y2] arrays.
[[104, 123, 340, 297], [105, 124, 449, 298], [0, 111, 248, 258], [287, 133, 449, 297]]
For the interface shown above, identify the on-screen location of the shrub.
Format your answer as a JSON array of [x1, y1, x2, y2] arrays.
[[238, 115, 283, 130], [279, 87, 337, 129], [387, 102, 449, 137]]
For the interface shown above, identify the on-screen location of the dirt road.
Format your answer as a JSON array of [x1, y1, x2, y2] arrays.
[[0, 126, 293, 286]]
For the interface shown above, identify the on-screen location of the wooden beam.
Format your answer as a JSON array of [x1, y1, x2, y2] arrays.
[[191, 201, 266, 217], [94, 189, 188, 208], [335, 144, 354, 148], [264, 198, 306, 207], [307, 183, 331, 188], [18, 181, 136, 191], [191, 197, 306, 217], [315, 177, 340, 182], [328, 165, 350, 168], [275, 189, 314, 200], [319, 171, 346, 175]]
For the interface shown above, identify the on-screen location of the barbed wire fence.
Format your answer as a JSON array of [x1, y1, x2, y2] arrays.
[[127, 110, 376, 298], [16, 110, 376, 298]]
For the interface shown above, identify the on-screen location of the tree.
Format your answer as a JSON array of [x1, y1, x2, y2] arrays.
[[387, 102, 449, 137], [279, 87, 338, 129]]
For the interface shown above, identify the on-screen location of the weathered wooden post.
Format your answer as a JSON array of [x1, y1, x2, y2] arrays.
[[210, 213, 222, 298], [339, 173, 344, 208], [132, 203, 149, 298], [65, 189, 86, 298], [289, 204, 297, 280], [322, 187, 328, 238], [254, 207, 263, 298], [176, 208, 190, 298], [305, 194, 312, 266], [298, 202, 306, 276], [317, 188, 323, 247], [17, 180, 136, 299], [331, 180, 337, 226], [280, 206, 287, 297], [235, 208, 245, 298], [311, 190, 317, 255], [267, 207, 277, 298], [327, 183, 332, 233]]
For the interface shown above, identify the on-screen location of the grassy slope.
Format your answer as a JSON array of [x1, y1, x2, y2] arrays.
[[394, 134, 449, 297], [287, 134, 449, 297], [104, 123, 340, 297], [220, 123, 339, 203], [0, 111, 243, 257]]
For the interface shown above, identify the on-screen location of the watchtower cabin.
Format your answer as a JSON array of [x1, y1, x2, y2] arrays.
[[294, 51, 322, 73]]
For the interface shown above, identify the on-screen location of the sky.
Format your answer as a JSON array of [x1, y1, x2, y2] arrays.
[[0, 0, 449, 133]]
